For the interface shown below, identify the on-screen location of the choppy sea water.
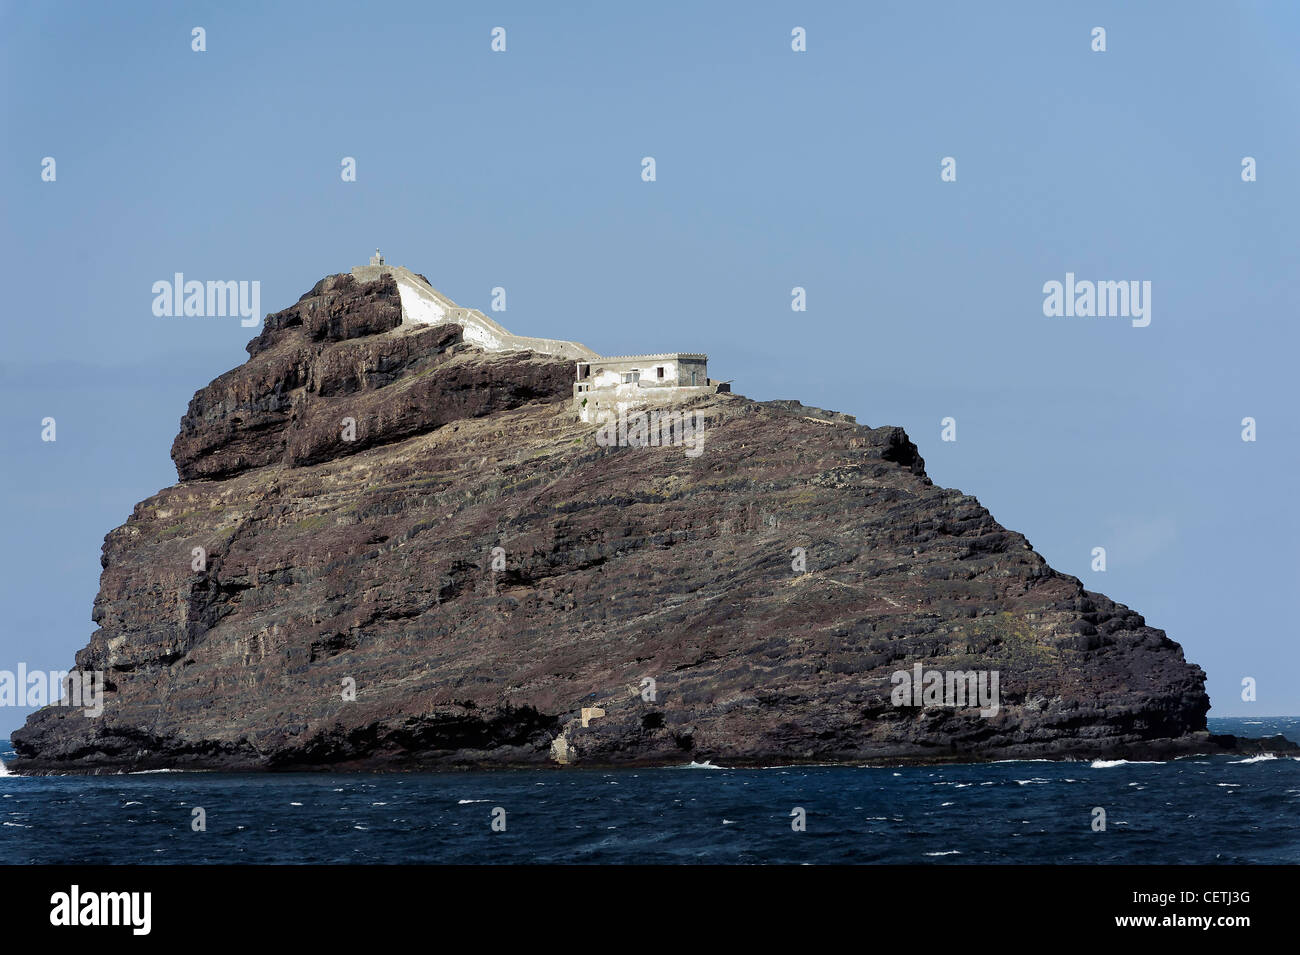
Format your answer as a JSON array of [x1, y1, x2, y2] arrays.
[[2, 717, 1297, 864]]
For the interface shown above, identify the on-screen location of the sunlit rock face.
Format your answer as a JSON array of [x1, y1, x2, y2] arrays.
[[13, 270, 1284, 775]]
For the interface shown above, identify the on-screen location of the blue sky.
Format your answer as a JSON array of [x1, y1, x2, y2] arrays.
[[2, 0, 1297, 731]]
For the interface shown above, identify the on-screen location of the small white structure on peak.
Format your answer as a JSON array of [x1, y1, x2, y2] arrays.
[[574, 353, 726, 425], [349, 251, 727, 424], [350, 252, 595, 360]]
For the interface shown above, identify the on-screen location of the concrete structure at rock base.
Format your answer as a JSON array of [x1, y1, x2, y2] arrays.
[[352, 252, 728, 425]]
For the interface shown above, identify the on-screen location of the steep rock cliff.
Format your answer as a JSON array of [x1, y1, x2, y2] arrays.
[[12, 272, 1288, 772]]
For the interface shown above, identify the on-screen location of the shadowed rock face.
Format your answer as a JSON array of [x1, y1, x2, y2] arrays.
[[11, 273, 1290, 773]]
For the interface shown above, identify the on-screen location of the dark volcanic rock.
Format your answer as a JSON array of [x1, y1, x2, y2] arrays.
[[11, 272, 1293, 773], [170, 274, 573, 481]]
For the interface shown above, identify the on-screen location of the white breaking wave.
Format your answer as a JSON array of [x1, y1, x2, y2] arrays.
[[1090, 759, 1166, 768], [127, 768, 195, 774], [457, 799, 489, 804], [684, 760, 726, 770], [1228, 754, 1277, 764], [925, 850, 961, 856]]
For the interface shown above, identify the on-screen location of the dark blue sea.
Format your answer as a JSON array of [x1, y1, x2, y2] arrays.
[[2, 717, 1296, 864]]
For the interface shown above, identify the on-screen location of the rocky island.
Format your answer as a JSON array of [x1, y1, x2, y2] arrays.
[[11, 260, 1292, 773]]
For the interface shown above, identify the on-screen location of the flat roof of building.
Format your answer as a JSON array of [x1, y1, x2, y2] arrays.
[[590, 353, 707, 362]]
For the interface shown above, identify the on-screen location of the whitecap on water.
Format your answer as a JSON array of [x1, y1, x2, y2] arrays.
[[1090, 759, 1165, 768], [127, 768, 191, 774], [1228, 754, 1277, 764]]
